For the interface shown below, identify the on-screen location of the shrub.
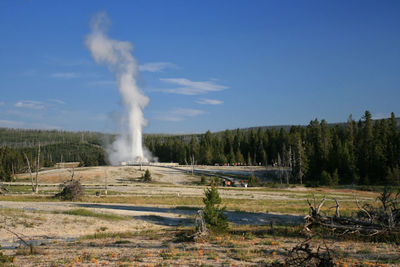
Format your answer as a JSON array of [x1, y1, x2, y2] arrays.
[[0, 246, 14, 264], [203, 184, 228, 233], [200, 175, 206, 185], [387, 166, 400, 185], [248, 173, 261, 187], [320, 170, 338, 186], [142, 169, 151, 182], [211, 177, 223, 186]]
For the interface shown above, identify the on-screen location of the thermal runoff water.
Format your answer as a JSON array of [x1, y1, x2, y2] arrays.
[[85, 12, 149, 164]]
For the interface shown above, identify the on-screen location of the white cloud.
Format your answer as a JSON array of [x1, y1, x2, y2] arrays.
[[0, 120, 25, 128], [196, 98, 223, 105], [28, 122, 61, 130], [0, 120, 60, 130], [48, 99, 65, 105], [159, 78, 228, 95], [51, 72, 80, 79], [156, 108, 205, 122], [372, 113, 390, 120], [139, 62, 177, 72], [15, 100, 45, 110]]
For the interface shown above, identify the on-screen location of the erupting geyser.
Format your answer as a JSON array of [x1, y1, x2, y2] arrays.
[[85, 12, 149, 165]]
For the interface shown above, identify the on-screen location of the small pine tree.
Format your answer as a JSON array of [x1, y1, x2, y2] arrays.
[[332, 169, 339, 185], [203, 184, 228, 233], [248, 173, 261, 187], [320, 170, 338, 186], [386, 166, 400, 185], [200, 175, 206, 185], [143, 169, 151, 182]]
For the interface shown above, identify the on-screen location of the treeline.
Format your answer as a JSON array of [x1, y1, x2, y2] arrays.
[[1, 110, 399, 186], [145, 111, 400, 186], [0, 128, 112, 148], [0, 143, 108, 181]]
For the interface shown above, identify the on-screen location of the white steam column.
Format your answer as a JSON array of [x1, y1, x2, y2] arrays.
[[85, 12, 149, 164]]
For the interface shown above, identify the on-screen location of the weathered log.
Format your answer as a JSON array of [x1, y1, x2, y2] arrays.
[[305, 195, 400, 238]]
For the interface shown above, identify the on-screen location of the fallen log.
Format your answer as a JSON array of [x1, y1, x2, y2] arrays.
[[304, 192, 400, 238]]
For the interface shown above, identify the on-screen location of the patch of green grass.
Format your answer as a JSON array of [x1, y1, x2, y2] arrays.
[[4, 185, 33, 194], [62, 208, 127, 221], [0, 195, 57, 202]]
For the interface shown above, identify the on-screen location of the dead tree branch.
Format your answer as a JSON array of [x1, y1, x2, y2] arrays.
[[285, 235, 334, 267], [305, 189, 400, 238]]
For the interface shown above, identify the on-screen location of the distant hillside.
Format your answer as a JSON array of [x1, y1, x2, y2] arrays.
[[0, 128, 114, 148], [1, 116, 399, 148]]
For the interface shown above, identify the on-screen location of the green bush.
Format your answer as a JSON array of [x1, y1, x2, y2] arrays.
[[0, 245, 14, 264], [248, 173, 261, 187], [203, 184, 228, 233], [142, 169, 151, 182], [211, 177, 223, 186]]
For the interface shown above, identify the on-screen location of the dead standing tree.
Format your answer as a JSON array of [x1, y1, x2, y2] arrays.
[[34, 141, 40, 194], [189, 154, 196, 176], [22, 141, 40, 194], [23, 153, 33, 192]]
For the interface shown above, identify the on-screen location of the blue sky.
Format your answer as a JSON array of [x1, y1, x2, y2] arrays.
[[0, 0, 399, 134]]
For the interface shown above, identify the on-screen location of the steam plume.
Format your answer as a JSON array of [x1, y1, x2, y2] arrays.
[[85, 12, 149, 164]]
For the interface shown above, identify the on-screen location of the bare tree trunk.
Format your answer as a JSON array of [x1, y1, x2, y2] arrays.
[[190, 154, 195, 175], [104, 169, 108, 196], [285, 170, 289, 185], [35, 141, 40, 194], [23, 153, 34, 193], [69, 167, 75, 180], [11, 163, 15, 182]]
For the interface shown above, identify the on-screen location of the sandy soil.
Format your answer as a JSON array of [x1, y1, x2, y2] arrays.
[[0, 200, 303, 249], [2, 226, 399, 266], [2, 166, 393, 266], [17, 166, 198, 185]]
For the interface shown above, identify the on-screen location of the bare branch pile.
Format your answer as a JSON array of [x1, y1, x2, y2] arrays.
[[55, 179, 84, 201], [190, 210, 209, 241], [0, 183, 8, 195], [285, 237, 334, 267], [305, 188, 400, 238]]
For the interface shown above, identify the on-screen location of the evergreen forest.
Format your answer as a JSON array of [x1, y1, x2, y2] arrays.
[[1, 110, 399, 186]]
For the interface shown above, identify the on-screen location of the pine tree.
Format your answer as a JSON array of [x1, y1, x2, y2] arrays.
[[203, 184, 228, 233], [142, 169, 151, 182], [248, 173, 261, 187]]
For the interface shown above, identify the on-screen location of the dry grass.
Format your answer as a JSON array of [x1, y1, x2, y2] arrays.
[[0, 188, 376, 216], [4, 227, 399, 266], [1, 166, 396, 266]]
